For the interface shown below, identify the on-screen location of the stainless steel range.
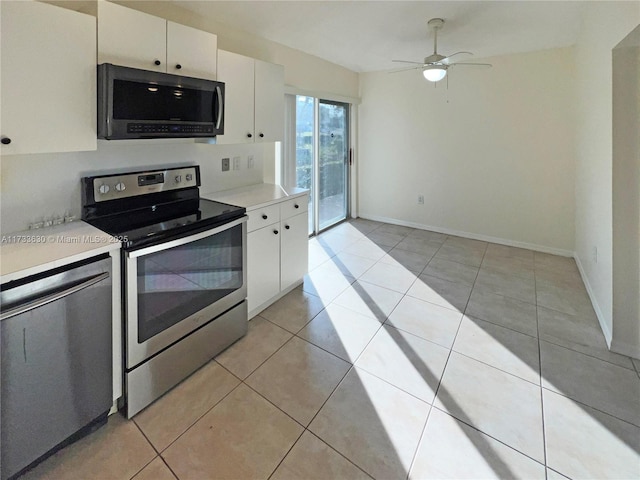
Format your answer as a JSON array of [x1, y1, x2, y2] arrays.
[[82, 166, 247, 417]]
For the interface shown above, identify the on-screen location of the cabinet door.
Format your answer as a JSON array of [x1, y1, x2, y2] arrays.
[[280, 212, 309, 290], [0, 1, 96, 155], [254, 60, 285, 143], [247, 225, 281, 313], [216, 50, 255, 145], [97, 1, 166, 72], [167, 22, 217, 80]]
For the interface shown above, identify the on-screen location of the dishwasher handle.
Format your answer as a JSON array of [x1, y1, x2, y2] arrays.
[[0, 272, 110, 321]]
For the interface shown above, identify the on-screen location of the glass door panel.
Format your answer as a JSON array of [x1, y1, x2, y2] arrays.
[[288, 96, 349, 236], [136, 224, 244, 342], [318, 100, 348, 231], [294, 95, 315, 235]]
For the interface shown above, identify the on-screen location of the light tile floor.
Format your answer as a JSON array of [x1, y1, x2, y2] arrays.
[[20, 219, 640, 480]]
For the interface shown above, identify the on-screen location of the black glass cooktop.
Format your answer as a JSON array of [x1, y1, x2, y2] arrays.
[[86, 197, 245, 250]]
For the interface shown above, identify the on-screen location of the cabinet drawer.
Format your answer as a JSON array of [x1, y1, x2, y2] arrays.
[[281, 196, 308, 219], [247, 203, 280, 232]]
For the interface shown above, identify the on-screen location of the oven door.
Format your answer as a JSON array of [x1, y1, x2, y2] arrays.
[[124, 216, 246, 369]]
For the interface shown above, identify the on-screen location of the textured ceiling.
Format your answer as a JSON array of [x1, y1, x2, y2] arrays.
[[171, 1, 587, 72]]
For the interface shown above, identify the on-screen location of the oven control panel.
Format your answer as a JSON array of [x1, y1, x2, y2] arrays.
[[89, 166, 199, 203]]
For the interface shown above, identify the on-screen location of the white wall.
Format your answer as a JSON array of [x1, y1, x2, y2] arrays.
[[574, 1, 640, 349], [358, 47, 576, 253], [612, 28, 640, 356], [0, 141, 267, 234]]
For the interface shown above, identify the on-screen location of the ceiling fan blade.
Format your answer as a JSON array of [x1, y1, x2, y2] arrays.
[[449, 62, 492, 68], [442, 51, 473, 64], [392, 60, 425, 65], [388, 65, 421, 73]]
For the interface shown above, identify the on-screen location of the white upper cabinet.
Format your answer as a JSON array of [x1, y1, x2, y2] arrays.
[[216, 50, 255, 144], [97, 1, 165, 72], [254, 59, 285, 143], [216, 50, 284, 145], [98, 2, 217, 79], [166, 22, 217, 80], [0, 1, 97, 155]]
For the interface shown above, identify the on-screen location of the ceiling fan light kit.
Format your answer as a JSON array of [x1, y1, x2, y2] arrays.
[[391, 17, 492, 82], [423, 65, 447, 82]]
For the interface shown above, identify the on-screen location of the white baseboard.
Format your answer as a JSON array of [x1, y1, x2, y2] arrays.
[[357, 213, 574, 257], [574, 254, 612, 349]]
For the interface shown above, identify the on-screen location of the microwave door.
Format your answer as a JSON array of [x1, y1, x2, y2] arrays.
[[97, 63, 224, 140]]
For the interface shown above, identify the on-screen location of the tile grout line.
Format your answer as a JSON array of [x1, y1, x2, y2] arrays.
[[125, 448, 158, 480], [128, 418, 182, 480], [533, 261, 640, 429], [279, 238, 421, 480], [405, 241, 485, 479], [131, 418, 160, 456], [236, 278, 400, 479], [263, 423, 306, 480], [159, 455, 180, 480], [405, 244, 557, 475], [259, 369, 374, 480], [429, 405, 549, 469], [305, 430, 376, 479], [450, 349, 541, 387], [238, 326, 299, 381], [145, 377, 244, 457], [539, 384, 640, 429], [537, 335, 637, 372], [462, 286, 636, 373], [534, 265, 550, 478]]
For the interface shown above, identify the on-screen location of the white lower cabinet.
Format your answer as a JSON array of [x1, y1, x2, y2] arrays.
[[247, 223, 281, 312], [280, 212, 309, 291], [246, 195, 308, 316]]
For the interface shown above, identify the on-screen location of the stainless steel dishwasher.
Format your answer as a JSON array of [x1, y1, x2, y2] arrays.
[[1, 254, 113, 480]]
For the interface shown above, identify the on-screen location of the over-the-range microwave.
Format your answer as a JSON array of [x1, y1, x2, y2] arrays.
[[97, 63, 225, 140]]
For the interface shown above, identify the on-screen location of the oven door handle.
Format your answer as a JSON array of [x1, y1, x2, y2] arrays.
[[127, 216, 246, 259]]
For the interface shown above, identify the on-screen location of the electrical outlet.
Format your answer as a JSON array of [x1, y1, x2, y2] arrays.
[[247, 155, 254, 169], [232, 156, 241, 171], [417, 195, 425, 205], [221, 157, 230, 171]]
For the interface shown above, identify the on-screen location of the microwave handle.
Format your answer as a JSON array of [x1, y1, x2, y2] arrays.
[[215, 86, 223, 130]]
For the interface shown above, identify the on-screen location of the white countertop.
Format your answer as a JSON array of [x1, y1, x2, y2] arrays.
[[1, 221, 121, 283], [202, 183, 308, 210]]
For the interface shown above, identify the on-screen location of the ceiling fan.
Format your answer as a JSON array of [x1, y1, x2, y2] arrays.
[[391, 18, 492, 82]]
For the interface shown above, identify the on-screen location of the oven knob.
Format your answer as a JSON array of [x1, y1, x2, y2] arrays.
[[115, 182, 126, 192], [175, 175, 182, 183], [186, 173, 193, 181], [98, 184, 110, 195]]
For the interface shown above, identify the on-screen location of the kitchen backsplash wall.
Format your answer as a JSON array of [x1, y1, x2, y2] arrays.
[[0, 140, 269, 234]]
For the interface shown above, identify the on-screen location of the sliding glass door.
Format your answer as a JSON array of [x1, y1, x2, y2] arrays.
[[287, 95, 350, 236], [318, 100, 349, 231]]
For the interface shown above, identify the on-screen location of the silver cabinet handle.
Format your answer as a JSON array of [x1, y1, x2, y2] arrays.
[[1, 272, 110, 321]]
